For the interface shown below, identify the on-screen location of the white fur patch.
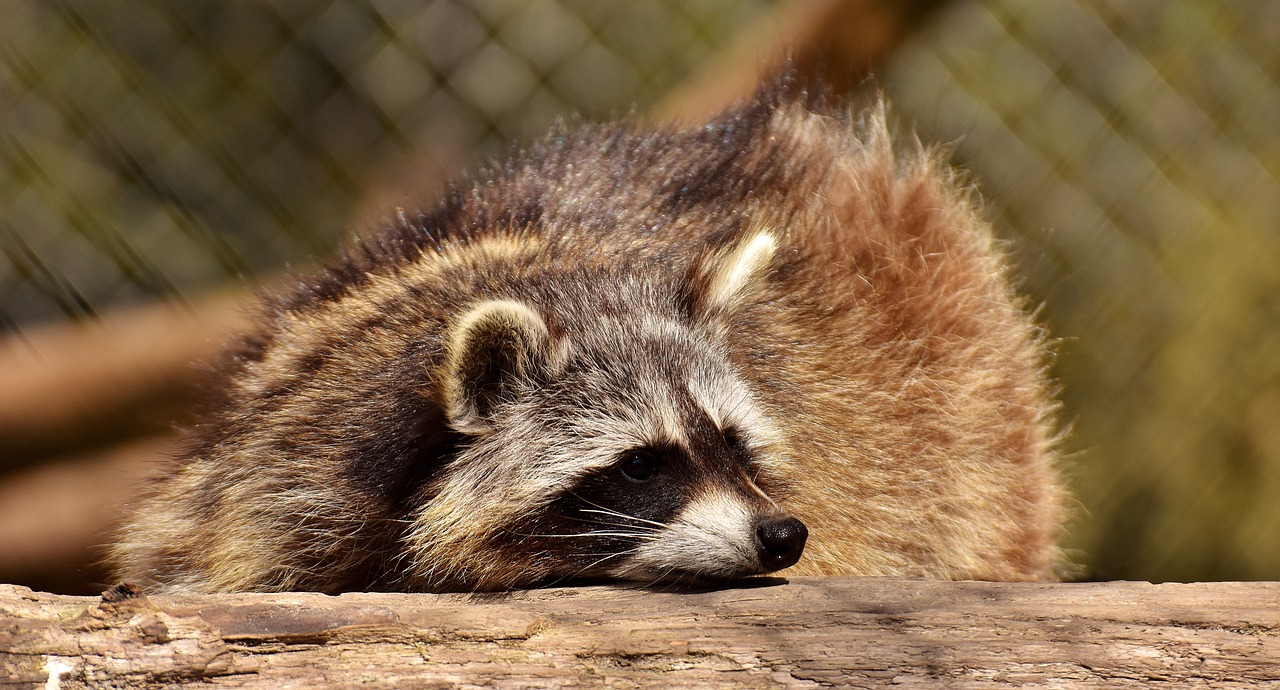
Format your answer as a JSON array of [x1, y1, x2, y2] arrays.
[[608, 488, 760, 581], [703, 230, 776, 313]]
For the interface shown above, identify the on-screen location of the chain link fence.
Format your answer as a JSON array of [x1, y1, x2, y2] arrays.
[[2, 0, 1278, 582], [885, 0, 1280, 581], [0, 0, 769, 328]]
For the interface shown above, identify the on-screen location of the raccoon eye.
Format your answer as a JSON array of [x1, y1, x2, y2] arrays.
[[723, 427, 751, 459], [619, 450, 661, 482], [722, 427, 744, 450], [723, 426, 765, 474]]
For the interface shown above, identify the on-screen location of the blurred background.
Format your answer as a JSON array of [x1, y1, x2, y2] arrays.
[[1, 0, 1276, 593]]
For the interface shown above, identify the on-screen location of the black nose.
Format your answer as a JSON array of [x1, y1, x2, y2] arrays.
[[754, 516, 808, 571]]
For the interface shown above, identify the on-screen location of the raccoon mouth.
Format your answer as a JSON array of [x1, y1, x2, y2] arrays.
[[604, 514, 808, 585]]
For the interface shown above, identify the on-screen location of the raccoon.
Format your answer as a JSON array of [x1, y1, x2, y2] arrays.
[[109, 81, 1064, 594]]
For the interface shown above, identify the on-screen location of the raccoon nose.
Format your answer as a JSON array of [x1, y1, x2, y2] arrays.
[[754, 516, 808, 571]]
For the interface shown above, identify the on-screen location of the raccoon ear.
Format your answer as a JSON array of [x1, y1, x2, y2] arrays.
[[442, 300, 549, 434], [687, 228, 778, 319]]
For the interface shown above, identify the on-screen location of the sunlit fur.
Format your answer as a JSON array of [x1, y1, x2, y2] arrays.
[[610, 488, 767, 582], [110, 79, 1064, 593]]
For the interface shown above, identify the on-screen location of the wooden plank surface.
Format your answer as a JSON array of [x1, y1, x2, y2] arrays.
[[2, 577, 1277, 688]]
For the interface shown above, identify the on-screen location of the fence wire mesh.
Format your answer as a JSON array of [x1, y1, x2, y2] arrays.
[[0, 0, 768, 328], [885, 0, 1280, 581], [2, 0, 1277, 582]]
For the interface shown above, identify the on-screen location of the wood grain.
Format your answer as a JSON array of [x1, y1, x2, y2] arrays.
[[2, 578, 1277, 688]]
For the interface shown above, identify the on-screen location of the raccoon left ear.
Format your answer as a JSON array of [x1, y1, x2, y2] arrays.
[[687, 228, 778, 319], [442, 300, 550, 434]]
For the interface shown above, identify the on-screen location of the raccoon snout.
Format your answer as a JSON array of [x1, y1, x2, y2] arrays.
[[754, 515, 808, 571]]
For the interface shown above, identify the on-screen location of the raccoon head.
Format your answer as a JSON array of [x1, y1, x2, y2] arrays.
[[408, 229, 807, 591]]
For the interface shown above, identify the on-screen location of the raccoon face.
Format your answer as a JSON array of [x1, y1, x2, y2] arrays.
[[554, 421, 809, 585], [408, 230, 807, 590], [535, 311, 807, 586]]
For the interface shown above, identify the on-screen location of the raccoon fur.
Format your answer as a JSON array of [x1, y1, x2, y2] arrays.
[[110, 81, 1064, 594]]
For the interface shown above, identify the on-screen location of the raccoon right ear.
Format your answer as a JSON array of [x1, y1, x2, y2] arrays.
[[442, 300, 550, 434], [687, 228, 778, 320]]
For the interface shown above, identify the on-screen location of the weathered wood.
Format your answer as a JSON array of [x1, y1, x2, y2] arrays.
[[2, 578, 1276, 688]]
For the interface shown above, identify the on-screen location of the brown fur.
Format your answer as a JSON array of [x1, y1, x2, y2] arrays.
[[110, 80, 1064, 593]]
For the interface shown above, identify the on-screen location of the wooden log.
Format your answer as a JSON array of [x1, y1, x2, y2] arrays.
[[2, 578, 1276, 688]]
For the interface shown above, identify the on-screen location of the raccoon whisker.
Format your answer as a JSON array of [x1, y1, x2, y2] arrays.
[[571, 531, 659, 540], [563, 515, 664, 534], [518, 530, 658, 540], [577, 507, 668, 530], [539, 548, 641, 589], [527, 512, 660, 535], [639, 563, 682, 591], [652, 570, 684, 592], [565, 492, 656, 522], [570, 549, 639, 578]]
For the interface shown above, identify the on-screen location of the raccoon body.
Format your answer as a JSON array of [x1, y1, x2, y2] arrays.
[[110, 84, 1064, 593]]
